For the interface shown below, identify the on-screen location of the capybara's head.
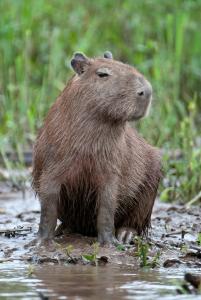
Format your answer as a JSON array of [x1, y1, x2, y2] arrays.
[[70, 51, 152, 122]]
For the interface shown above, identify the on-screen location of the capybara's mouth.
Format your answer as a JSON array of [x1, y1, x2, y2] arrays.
[[130, 104, 150, 121], [127, 112, 145, 122]]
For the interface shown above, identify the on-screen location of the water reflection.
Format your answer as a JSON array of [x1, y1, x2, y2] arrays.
[[0, 262, 201, 299]]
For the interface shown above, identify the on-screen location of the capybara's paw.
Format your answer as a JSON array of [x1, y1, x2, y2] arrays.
[[116, 227, 137, 244], [98, 232, 119, 246], [38, 238, 58, 251]]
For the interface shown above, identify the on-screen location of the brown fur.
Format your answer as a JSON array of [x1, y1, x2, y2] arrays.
[[32, 53, 162, 242]]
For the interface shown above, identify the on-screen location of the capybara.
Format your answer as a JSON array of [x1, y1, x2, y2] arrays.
[[32, 51, 162, 245]]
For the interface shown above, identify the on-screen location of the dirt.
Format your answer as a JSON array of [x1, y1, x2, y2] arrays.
[[0, 173, 201, 299]]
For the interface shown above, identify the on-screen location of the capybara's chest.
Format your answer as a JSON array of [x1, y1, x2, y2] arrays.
[[62, 153, 114, 187]]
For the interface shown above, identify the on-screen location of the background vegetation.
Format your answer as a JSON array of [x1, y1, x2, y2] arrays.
[[0, 0, 200, 203]]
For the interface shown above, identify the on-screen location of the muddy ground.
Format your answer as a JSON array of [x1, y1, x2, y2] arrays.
[[0, 175, 200, 270]]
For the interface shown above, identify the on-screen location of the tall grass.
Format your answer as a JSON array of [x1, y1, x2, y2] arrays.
[[0, 0, 200, 202]]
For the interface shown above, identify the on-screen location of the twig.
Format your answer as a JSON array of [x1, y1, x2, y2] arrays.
[[165, 230, 188, 238], [0, 227, 32, 234], [189, 245, 201, 252]]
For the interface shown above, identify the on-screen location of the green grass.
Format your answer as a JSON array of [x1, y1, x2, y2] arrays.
[[0, 0, 200, 202], [135, 237, 160, 268]]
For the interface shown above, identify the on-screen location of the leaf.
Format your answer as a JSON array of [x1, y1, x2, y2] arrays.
[[82, 254, 95, 262], [116, 244, 126, 251]]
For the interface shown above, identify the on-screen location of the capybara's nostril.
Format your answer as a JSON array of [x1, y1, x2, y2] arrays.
[[137, 90, 144, 96]]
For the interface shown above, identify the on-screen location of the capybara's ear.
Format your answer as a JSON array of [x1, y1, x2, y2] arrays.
[[104, 51, 113, 59], [71, 52, 90, 75]]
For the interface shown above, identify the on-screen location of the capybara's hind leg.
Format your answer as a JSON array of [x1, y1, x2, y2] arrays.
[[115, 194, 155, 244]]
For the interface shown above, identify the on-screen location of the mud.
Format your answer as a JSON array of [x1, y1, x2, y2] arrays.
[[0, 175, 201, 299]]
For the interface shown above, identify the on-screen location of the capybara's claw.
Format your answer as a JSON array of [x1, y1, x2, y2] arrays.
[[116, 227, 137, 244]]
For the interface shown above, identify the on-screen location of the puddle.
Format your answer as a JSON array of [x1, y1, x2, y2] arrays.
[[0, 262, 201, 299]]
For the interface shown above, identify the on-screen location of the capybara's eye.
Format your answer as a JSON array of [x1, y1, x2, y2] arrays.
[[96, 67, 112, 78], [98, 72, 109, 78]]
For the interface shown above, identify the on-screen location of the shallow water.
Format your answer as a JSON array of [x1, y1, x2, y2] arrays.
[[0, 262, 201, 300]]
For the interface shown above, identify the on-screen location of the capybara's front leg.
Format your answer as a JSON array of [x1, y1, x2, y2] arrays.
[[34, 192, 58, 251], [97, 183, 118, 245], [26, 192, 58, 252], [38, 192, 58, 242]]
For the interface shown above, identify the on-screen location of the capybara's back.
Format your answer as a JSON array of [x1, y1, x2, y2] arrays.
[[32, 51, 162, 245]]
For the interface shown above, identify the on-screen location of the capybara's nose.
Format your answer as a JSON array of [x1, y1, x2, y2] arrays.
[[137, 76, 152, 100], [137, 82, 152, 99]]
